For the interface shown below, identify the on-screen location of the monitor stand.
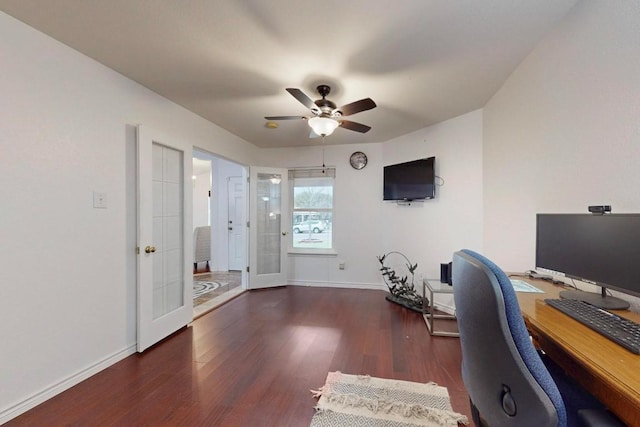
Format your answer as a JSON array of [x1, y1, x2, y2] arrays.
[[559, 287, 630, 310]]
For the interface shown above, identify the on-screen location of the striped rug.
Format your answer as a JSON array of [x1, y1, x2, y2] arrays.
[[310, 372, 468, 427]]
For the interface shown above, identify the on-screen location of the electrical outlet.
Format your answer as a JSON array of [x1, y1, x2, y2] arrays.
[[338, 262, 345, 270]]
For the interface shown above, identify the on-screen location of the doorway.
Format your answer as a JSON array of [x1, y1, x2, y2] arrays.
[[192, 150, 247, 318]]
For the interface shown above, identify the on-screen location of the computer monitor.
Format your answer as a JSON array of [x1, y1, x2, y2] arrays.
[[535, 213, 640, 310]]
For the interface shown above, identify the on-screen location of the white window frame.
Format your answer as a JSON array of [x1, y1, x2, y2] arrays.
[[288, 168, 336, 255]]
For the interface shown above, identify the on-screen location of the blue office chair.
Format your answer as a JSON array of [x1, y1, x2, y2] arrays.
[[451, 249, 624, 427]]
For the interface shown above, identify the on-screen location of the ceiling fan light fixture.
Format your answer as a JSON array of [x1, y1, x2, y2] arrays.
[[308, 116, 339, 136]]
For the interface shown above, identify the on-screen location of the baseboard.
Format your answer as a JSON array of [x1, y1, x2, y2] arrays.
[[0, 344, 137, 424], [288, 281, 457, 315], [288, 280, 387, 291]]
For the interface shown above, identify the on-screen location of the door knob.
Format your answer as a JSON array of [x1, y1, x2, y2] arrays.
[[282, 231, 288, 236], [144, 246, 156, 253]]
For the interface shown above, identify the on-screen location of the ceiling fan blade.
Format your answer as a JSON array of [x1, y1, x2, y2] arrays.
[[264, 116, 306, 120], [337, 98, 376, 116], [286, 88, 315, 110], [339, 120, 371, 133]]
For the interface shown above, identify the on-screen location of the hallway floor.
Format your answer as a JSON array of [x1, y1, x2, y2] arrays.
[[193, 270, 243, 319]]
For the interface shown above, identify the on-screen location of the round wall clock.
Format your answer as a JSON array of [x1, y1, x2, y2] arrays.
[[349, 151, 368, 170]]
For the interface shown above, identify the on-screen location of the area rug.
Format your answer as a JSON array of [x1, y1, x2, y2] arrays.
[[193, 281, 221, 299], [310, 372, 468, 427]]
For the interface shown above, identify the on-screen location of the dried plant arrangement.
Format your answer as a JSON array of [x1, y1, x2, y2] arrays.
[[377, 252, 427, 312]]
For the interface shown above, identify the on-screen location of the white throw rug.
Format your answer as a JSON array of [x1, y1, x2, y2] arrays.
[[193, 281, 221, 299], [310, 372, 468, 427]]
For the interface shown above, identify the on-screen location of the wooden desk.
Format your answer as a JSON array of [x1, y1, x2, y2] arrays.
[[515, 278, 640, 426]]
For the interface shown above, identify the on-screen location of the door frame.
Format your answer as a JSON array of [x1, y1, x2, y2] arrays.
[[193, 150, 249, 288]]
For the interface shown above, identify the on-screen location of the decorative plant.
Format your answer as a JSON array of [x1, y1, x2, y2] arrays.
[[377, 252, 427, 312]]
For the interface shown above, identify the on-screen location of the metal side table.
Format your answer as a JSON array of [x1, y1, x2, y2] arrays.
[[422, 278, 459, 337]]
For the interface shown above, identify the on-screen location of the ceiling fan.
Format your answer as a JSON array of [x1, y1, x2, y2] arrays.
[[265, 85, 376, 137]]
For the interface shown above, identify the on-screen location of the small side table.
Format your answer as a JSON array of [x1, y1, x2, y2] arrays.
[[422, 278, 459, 337]]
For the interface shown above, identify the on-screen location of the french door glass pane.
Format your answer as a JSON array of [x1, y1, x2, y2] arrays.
[[257, 173, 281, 275], [152, 143, 184, 319]]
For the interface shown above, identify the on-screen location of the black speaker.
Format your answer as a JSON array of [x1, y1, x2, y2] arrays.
[[440, 262, 453, 285]]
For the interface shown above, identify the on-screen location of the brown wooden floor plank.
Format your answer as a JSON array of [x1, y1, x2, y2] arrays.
[[6, 287, 472, 426]]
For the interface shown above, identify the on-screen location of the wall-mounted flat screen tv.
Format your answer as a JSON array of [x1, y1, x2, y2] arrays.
[[383, 157, 435, 201]]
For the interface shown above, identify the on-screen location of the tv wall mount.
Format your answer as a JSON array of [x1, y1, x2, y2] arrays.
[[396, 199, 425, 206]]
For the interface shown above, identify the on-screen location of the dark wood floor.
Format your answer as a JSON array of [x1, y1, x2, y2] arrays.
[[8, 286, 472, 426]]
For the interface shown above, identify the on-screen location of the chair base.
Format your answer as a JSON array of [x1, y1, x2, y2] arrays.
[[542, 353, 624, 427], [578, 409, 626, 427], [469, 398, 486, 427]]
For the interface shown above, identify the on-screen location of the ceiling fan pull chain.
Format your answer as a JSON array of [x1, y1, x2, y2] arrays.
[[322, 139, 326, 173]]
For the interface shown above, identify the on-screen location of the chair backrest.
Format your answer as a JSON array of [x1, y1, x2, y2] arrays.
[[452, 249, 566, 427], [193, 226, 211, 263]]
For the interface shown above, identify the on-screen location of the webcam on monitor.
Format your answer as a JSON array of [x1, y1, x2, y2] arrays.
[[588, 205, 611, 214]]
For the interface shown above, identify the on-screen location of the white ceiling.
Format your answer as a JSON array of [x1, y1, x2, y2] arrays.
[[0, 0, 579, 148]]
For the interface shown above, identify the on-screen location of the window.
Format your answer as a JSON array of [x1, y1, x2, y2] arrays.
[[289, 168, 335, 251]]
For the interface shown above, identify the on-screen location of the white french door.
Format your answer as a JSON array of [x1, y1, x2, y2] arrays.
[[137, 125, 193, 352], [249, 167, 288, 289]]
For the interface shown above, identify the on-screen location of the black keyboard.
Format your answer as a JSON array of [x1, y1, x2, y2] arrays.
[[545, 298, 640, 354]]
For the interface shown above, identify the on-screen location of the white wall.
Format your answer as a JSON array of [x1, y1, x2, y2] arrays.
[[382, 110, 484, 280], [193, 169, 211, 229], [258, 110, 484, 308], [0, 12, 258, 421], [483, 0, 640, 308]]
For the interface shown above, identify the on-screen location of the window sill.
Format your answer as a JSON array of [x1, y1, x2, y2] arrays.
[[287, 249, 338, 257]]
